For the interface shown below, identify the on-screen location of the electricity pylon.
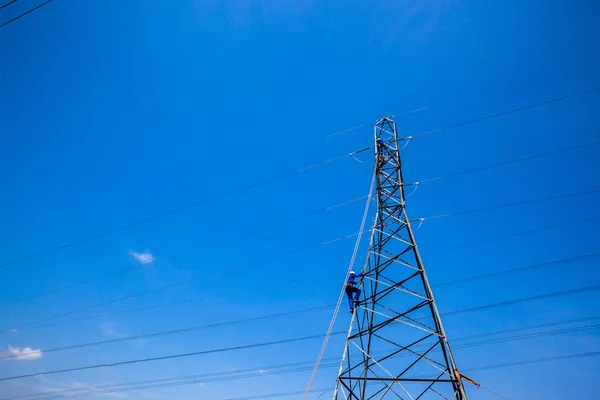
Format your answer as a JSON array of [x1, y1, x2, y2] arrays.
[[333, 117, 470, 399]]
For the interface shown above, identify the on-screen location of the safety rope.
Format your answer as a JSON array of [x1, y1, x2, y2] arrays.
[[301, 172, 376, 400]]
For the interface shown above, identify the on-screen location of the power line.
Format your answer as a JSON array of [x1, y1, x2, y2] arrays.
[[0, 146, 371, 271], [0, 229, 365, 333], [77, 348, 598, 400], [10, 299, 190, 332], [455, 324, 600, 349], [406, 139, 600, 187], [0, 331, 346, 382], [441, 284, 600, 318], [0, 265, 138, 309], [416, 188, 600, 222], [6, 137, 596, 309], [0, 0, 53, 29], [27, 388, 333, 400], [434, 253, 600, 287], [0, 304, 333, 360], [3, 89, 598, 270], [438, 215, 600, 252], [8, 251, 596, 335], [15, 321, 600, 399], [0, 195, 369, 309], [19, 139, 590, 311], [13, 323, 600, 400], [0, 0, 18, 11], [324, 107, 429, 139], [400, 86, 600, 140], [15, 328, 600, 400], [464, 351, 600, 373], [14, 276, 309, 332], [4, 275, 599, 362], [453, 314, 600, 342]]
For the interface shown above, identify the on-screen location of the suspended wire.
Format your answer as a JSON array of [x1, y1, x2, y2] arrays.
[[24, 387, 332, 400], [438, 215, 600, 252], [0, 305, 334, 361], [0, 331, 346, 382], [13, 324, 600, 400], [11, 299, 191, 333], [0, 265, 139, 309], [441, 284, 600, 318], [12, 319, 600, 399], [13, 325, 600, 400], [326, 86, 600, 142], [0, 146, 372, 271], [302, 173, 376, 399], [453, 314, 600, 342], [0, 229, 364, 333], [405, 106, 428, 114], [7, 137, 596, 308], [7, 249, 595, 336], [0, 0, 53, 29], [456, 324, 600, 350], [400, 86, 600, 140], [0, 194, 370, 309], [3, 274, 598, 362], [405, 139, 600, 187], [479, 385, 511, 400], [324, 123, 369, 139], [434, 252, 600, 287], [464, 351, 600, 373], [0, 0, 18, 10], [415, 188, 600, 222], [3, 89, 598, 270], [324, 107, 428, 139]]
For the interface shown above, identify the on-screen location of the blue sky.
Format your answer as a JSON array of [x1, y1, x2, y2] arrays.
[[0, 0, 599, 399]]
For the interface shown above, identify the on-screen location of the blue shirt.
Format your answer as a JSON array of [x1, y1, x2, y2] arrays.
[[347, 272, 364, 285]]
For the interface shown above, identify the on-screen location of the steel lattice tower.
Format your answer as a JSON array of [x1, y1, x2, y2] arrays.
[[333, 117, 468, 400]]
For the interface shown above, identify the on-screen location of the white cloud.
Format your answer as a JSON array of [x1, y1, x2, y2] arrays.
[[7, 346, 43, 361], [129, 250, 155, 264], [31, 376, 127, 399], [99, 321, 128, 339]]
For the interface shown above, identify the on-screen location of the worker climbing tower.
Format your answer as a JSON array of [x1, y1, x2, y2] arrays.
[[333, 117, 468, 399]]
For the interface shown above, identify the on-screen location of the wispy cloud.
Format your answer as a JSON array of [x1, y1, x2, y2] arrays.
[[6, 346, 43, 361], [30, 376, 127, 399], [99, 321, 128, 339], [129, 250, 155, 264]]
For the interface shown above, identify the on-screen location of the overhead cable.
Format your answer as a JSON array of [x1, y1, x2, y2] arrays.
[[0, 0, 18, 11], [405, 139, 600, 187], [0, 331, 346, 382], [0, 146, 371, 271], [7, 251, 596, 336], [441, 284, 600, 318], [0, 0, 53, 29], [438, 215, 600, 252], [434, 252, 600, 287], [0, 305, 333, 361], [400, 86, 600, 140], [0, 228, 366, 333], [14, 328, 600, 400], [415, 188, 600, 222], [0, 194, 369, 309], [4, 278, 599, 361]]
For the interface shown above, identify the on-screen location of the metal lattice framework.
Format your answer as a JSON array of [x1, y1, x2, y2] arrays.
[[333, 117, 467, 400]]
